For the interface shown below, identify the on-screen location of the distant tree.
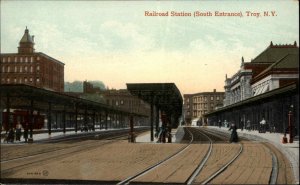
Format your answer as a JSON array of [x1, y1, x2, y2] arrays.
[[89, 81, 105, 90], [64, 80, 106, 92]]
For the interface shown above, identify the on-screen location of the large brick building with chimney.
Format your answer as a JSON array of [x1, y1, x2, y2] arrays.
[[1, 27, 64, 92]]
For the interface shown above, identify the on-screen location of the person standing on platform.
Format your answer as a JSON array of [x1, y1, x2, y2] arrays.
[[16, 122, 22, 141], [246, 120, 251, 131], [23, 124, 29, 143], [8, 128, 15, 143], [218, 120, 222, 128], [229, 123, 238, 143], [240, 120, 244, 131], [260, 118, 266, 133]]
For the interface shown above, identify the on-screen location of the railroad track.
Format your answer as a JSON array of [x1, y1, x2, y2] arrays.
[[117, 126, 279, 185], [116, 127, 242, 184], [1, 127, 148, 162], [1, 128, 148, 177], [1, 126, 282, 184]]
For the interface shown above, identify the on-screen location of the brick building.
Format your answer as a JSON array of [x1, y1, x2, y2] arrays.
[[0, 27, 64, 92], [82, 81, 150, 116], [184, 89, 225, 125]]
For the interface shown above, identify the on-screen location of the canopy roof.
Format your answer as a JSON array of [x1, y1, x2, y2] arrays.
[[126, 83, 183, 117]]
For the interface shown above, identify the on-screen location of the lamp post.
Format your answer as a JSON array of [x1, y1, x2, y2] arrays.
[[288, 105, 294, 143]]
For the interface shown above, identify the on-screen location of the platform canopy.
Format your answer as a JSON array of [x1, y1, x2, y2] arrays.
[[126, 83, 183, 118]]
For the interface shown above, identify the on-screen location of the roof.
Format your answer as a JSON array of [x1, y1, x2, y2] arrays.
[[19, 28, 34, 43], [0, 84, 147, 117], [126, 83, 183, 116], [204, 83, 298, 116], [38, 52, 65, 65], [251, 42, 298, 63], [252, 53, 299, 84]]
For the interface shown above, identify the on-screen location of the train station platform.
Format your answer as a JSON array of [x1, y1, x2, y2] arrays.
[[206, 125, 299, 184], [0, 127, 147, 144]]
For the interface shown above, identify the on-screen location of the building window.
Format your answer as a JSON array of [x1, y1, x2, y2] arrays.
[[217, 96, 220, 100], [116, 101, 119, 106], [37, 56, 40, 61], [24, 77, 27, 83], [37, 65, 40, 72], [14, 78, 17, 83], [2, 66, 4, 73], [19, 78, 22, 83], [15, 57, 17, 62], [36, 78, 40, 83], [15, 66, 17, 72], [7, 66, 10, 72], [25, 57, 28, 63], [20, 57, 23, 63], [204, 96, 207, 102], [25, 66, 28, 72], [2, 57, 5, 63], [30, 66, 33, 73], [120, 100, 124, 105], [31, 57, 34, 63], [20, 67, 23, 73], [30, 77, 33, 82], [8, 57, 10, 62], [211, 96, 214, 101]]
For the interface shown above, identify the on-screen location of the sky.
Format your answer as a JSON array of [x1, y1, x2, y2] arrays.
[[1, 0, 299, 95]]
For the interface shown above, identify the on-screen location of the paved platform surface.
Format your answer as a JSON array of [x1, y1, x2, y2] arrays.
[[206, 126, 299, 184]]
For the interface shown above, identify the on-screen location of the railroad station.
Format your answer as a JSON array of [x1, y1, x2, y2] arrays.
[[1, 11, 299, 185]]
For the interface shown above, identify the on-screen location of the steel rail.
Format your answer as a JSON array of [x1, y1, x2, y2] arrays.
[[201, 143, 243, 185], [1, 128, 147, 163], [186, 128, 213, 185], [262, 144, 278, 185], [1, 130, 147, 176], [117, 127, 194, 185]]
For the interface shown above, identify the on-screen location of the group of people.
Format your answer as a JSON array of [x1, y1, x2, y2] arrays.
[[217, 118, 265, 143], [2, 123, 29, 143]]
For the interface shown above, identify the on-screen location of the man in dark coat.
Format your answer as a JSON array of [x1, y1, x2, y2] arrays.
[[229, 123, 238, 143], [23, 128, 28, 143]]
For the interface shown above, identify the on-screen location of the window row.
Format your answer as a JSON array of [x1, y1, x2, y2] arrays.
[[2, 56, 40, 63], [2, 77, 40, 84], [1, 65, 40, 73], [193, 110, 207, 117], [193, 103, 215, 110], [193, 96, 221, 102]]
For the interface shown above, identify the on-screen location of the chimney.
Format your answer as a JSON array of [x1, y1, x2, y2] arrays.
[[32, 35, 34, 42], [213, 89, 216, 93]]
